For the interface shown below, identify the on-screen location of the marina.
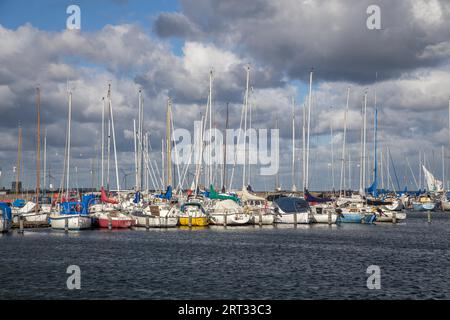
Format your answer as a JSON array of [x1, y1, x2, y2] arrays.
[[2, 0, 450, 304]]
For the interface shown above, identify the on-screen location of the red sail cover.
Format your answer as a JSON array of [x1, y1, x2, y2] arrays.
[[101, 187, 119, 204]]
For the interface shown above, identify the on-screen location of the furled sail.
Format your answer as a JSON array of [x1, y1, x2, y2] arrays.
[[422, 165, 443, 192]]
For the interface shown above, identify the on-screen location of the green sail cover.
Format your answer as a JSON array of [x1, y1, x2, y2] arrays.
[[209, 185, 240, 203]]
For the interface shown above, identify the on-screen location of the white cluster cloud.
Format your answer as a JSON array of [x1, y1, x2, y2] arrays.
[[1, 0, 450, 191]]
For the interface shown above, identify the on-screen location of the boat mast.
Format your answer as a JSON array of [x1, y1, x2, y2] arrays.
[[15, 124, 22, 195], [166, 98, 172, 187], [43, 128, 47, 196], [242, 65, 250, 189], [330, 109, 335, 192], [362, 91, 368, 194], [248, 87, 253, 187], [101, 97, 105, 188], [66, 90, 72, 200], [305, 69, 313, 191], [222, 103, 229, 192], [133, 119, 138, 190], [138, 90, 143, 191], [302, 103, 306, 191], [108, 84, 120, 192], [339, 87, 350, 197], [208, 70, 213, 187], [291, 97, 296, 192], [35, 87, 41, 213], [442, 145, 445, 191], [275, 117, 279, 190]]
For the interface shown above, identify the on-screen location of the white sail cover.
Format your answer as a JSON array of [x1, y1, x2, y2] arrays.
[[422, 165, 443, 192], [237, 188, 266, 201], [213, 199, 242, 212]]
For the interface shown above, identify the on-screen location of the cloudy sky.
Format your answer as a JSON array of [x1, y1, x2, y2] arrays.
[[1, 0, 450, 192]]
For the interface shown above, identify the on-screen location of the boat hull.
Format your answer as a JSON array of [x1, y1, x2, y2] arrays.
[[22, 212, 49, 223], [413, 202, 435, 211], [179, 216, 209, 226], [98, 216, 134, 229], [50, 214, 92, 230], [274, 212, 311, 224], [209, 213, 252, 226], [312, 213, 337, 224], [337, 213, 376, 224], [133, 215, 178, 228], [384, 200, 404, 211], [376, 211, 407, 222], [251, 213, 275, 225]]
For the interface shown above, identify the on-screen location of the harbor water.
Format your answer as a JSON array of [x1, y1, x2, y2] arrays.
[[1, 211, 449, 299]]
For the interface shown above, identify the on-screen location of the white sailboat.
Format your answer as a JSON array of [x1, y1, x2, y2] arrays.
[[209, 199, 252, 226], [50, 89, 91, 230]]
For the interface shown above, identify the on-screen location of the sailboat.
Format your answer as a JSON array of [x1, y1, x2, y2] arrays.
[[96, 85, 134, 229], [21, 88, 51, 226], [336, 91, 379, 223], [209, 199, 251, 226], [273, 196, 311, 224], [238, 187, 274, 225], [179, 194, 209, 226], [412, 165, 439, 211], [50, 89, 91, 230]]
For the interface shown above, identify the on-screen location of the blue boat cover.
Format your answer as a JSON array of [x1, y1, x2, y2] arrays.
[[304, 190, 333, 203], [60, 201, 89, 215], [155, 186, 172, 200], [133, 191, 141, 204], [0, 202, 12, 220], [12, 199, 26, 208]]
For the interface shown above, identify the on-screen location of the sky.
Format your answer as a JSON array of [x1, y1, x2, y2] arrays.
[[1, 0, 450, 192]]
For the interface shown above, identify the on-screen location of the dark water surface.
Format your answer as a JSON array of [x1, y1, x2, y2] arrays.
[[1, 211, 450, 299]]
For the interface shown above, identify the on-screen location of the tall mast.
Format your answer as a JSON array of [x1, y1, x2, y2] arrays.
[[36, 87, 41, 213], [305, 69, 313, 190], [133, 119, 138, 190], [43, 128, 47, 196], [380, 148, 384, 190], [66, 90, 72, 199], [101, 97, 105, 188], [339, 87, 350, 197], [248, 87, 253, 187], [291, 97, 296, 191], [302, 103, 306, 191], [161, 139, 165, 188], [107, 119, 111, 190], [138, 90, 143, 190], [108, 84, 120, 192], [242, 65, 250, 188], [330, 117, 335, 192], [15, 124, 22, 195], [372, 105, 378, 196], [362, 91, 368, 193], [442, 145, 445, 191], [166, 98, 172, 187], [275, 117, 279, 190], [208, 70, 213, 187], [222, 103, 229, 192]]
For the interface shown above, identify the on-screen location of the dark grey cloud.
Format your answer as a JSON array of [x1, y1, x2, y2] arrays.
[[154, 0, 450, 83]]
